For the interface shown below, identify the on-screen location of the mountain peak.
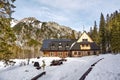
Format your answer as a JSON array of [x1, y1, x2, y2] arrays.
[[12, 17, 81, 48], [20, 17, 40, 23], [16, 17, 42, 29]]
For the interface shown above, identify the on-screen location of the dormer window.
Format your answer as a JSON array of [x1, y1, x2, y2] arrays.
[[51, 44, 55, 48], [82, 39, 88, 42], [59, 43, 62, 45], [59, 46, 62, 48], [82, 44, 84, 47], [66, 44, 69, 48], [59, 43, 62, 48], [86, 44, 88, 47]]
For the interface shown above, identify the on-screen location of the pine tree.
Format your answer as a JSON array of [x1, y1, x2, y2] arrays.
[[111, 24, 120, 53], [89, 27, 93, 38], [99, 13, 106, 54], [92, 21, 99, 44], [110, 11, 120, 53], [0, 0, 16, 63], [70, 30, 76, 39], [105, 14, 111, 52]]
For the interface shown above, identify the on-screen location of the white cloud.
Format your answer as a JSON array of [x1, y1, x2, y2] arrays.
[[13, 4, 70, 23], [39, 7, 69, 22], [13, 0, 120, 32]]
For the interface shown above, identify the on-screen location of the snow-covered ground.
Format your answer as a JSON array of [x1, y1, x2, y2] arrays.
[[0, 54, 120, 80], [85, 54, 120, 80]]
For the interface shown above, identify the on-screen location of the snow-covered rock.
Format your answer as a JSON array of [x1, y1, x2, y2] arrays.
[[10, 19, 18, 27]]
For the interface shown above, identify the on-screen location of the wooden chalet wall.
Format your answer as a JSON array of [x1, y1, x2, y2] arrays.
[[43, 51, 69, 58]]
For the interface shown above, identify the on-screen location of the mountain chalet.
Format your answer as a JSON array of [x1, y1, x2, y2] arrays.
[[40, 31, 100, 58]]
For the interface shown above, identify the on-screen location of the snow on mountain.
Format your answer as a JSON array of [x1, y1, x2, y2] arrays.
[[12, 17, 43, 47], [19, 17, 42, 29], [12, 17, 80, 48], [0, 54, 119, 80], [20, 17, 36, 23], [10, 19, 18, 27]]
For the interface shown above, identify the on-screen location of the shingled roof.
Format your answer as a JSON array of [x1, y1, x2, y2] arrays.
[[40, 39, 76, 51], [40, 39, 100, 51]]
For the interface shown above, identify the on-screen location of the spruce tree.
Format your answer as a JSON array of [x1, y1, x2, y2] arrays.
[[105, 14, 111, 52], [0, 0, 16, 63], [92, 21, 99, 44], [110, 11, 120, 53], [89, 27, 93, 38], [70, 30, 76, 39], [99, 13, 106, 54], [111, 24, 120, 53]]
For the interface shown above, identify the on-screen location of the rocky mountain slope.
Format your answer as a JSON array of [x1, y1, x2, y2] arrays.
[[12, 17, 80, 47]]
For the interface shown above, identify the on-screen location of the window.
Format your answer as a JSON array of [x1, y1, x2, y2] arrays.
[[59, 45, 62, 48], [82, 44, 84, 47], [66, 52, 68, 56], [51, 44, 55, 48], [74, 52, 77, 55], [58, 52, 62, 56], [82, 39, 88, 42], [59, 43, 62, 48], [78, 52, 81, 55], [59, 43, 62, 45], [50, 52, 54, 56], [94, 51, 96, 55], [66, 44, 69, 48], [86, 44, 88, 47], [88, 52, 90, 55]]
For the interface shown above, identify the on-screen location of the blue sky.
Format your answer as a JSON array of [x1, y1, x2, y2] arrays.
[[12, 0, 120, 32]]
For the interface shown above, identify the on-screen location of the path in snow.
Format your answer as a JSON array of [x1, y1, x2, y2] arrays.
[[38, 56, 102, 80], [79, 58, 104, 80], [85, 54, 120, 80], [31, 71, 46, 80]]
